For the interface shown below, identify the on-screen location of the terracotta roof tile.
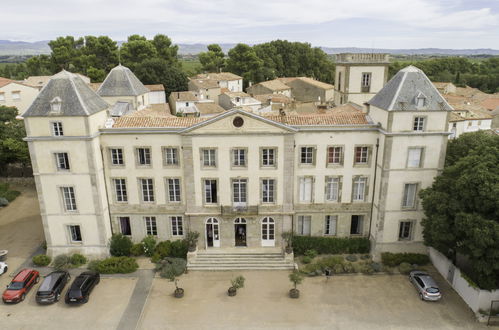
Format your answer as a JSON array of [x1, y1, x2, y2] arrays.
[[481, 98, 499, 111], [113, 116, 207, 128], [264, 112, 369, 125], [145, 84, 165, 91]]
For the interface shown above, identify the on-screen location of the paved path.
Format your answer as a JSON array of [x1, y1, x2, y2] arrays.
[[117, 269, 155, 330]]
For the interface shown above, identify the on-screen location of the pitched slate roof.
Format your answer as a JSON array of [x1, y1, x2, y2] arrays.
[[23, 70, 109, 117], [97, 65, 149, 97], [368, 66, 453, 111]]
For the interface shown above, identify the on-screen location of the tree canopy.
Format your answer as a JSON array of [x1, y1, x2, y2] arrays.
[[0, 106, 30, 172], [420, 131, 499, 290]]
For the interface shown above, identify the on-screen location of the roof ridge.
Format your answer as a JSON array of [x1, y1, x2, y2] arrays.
[[123, 67, 138, 96], [69, 73, 90, 115], [388, 70, 408, 111]]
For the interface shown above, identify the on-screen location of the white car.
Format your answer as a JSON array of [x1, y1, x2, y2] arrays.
[[0, 262, 8, 275]]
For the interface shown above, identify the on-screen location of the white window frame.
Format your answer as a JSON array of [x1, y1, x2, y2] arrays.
[[136, 147, 151, 166], [204, 179, 218, 204], [261, 148, 276, 167], [202, 148, 217, 167], [171, 216, 183, 236], [299, 177, 313, 203], [167, 178, 181, 203], [232, 148, 246, 167], [261, 179, 275, 203], [54, 152, 70, 171], [144, 216, 157, 236], [118, 216, 132, 236], [398, 221, 413, 240], [352, 177, 367, 202], [407, 147, 423, 168], [232, 178, 247, 204], [350, 215, 364, 235], [300, 146, 314, 164], [140, 178, 155, 202], [324, 215, 337, 236], [68, 225, 82, 243], [110, 148, 124, 166], [0, 92, 5, 102], [11, 91, 20, 100], [61, 186, 77, 211], [325, 177, 340, 202], [413, 116, 426, 132], [113, 178, 128, 202], [402, 183, 418, 208], [164, 147, 179, 166], [51, 121, 64, 136], [327, 146, 343, 165], [297, 215, 311, 236], [354, 146, 369, 165]]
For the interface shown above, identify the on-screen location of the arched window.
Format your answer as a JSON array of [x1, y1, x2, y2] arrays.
[[234, 217, 246, 224]]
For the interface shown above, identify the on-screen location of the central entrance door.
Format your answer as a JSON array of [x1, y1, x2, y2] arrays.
[[205, 218, 220, 248], [261, 217, 275, 247], [234, 218, 247, 247]]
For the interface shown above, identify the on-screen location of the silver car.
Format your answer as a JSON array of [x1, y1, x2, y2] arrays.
[[409, 270, 442, 301]]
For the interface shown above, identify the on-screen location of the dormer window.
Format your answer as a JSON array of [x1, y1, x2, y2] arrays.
[[415, 92, 426, 108], [50, 97, 62, 114]]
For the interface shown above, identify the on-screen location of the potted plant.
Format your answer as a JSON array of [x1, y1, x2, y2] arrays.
[[281, 231, 293, 254], [166, 270, 184, 298], [156, 257, 187, 298], [228, 275, 245, 297], [186, 231, 200, 252], [289, 271, 304, 298]]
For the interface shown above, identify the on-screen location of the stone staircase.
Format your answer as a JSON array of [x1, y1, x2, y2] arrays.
[[187, 249, 295, 271]]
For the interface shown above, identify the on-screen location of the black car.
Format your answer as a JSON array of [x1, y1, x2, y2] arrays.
[[36, 270, 70, 304], [65, 271, 100, 304]]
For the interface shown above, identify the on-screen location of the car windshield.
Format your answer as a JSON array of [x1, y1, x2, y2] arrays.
[[7, 282, 23, 290], [427, 287, 440, 293]]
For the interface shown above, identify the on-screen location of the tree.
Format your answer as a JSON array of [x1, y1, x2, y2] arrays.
[[0, 106, 30, 172], [198, 44, 226, 73], [120, 35, 159, 71], [420, 131, 499, 290], [134, 58, 188, 97], [226, 44, 265, 88]]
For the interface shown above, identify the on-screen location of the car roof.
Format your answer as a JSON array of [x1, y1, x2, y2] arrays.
[[13, 268, 34, 281], [418, 275, 438, 288]]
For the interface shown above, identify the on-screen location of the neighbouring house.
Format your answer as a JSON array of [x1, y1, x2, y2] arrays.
[[481, 98, 499, 128], [195, 102, 226, 117], [246, 79, 292, 98], [218, 91, 261, 112], [279, 77, 334, 103], [188, 78, 221, 102], [0, 77, 40, 115], [24, 74, 91, 91], [192, 72, 243, 92], [448, 109, 493, 139], [168, 91, 200, 116], [23, 63, 451, 266], [145, 84, 166, 104], [253, 94, 293, 112]]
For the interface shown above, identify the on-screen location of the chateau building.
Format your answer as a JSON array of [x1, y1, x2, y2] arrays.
[[23, 58, 452, 262]]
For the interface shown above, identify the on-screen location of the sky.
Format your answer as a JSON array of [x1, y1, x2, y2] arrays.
[[3, 0, 499, 49]]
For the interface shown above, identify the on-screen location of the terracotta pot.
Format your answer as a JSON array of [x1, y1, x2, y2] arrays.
[[174, 288, 184, 298], [188, 245, 196, 252], [228, 287, 237, 296], [289, 288, 300, 299]]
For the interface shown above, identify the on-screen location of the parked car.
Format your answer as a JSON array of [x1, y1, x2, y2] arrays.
[[0, 262, 7, 275], [409, 270, 442, 301], [2, 268, 40, 303], [36, 270, 70, 304], [65, 271, 100, 304]]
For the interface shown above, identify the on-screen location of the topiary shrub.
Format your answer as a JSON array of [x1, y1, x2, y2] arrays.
[[32, 254, 51, 267], [94, 256, 139, 274], [155, 257, 186, 278], [110, 234, 133, 257], [292, 236, 370, 255], [345, 255, 358, 262], [52, 254, 71, 270], [333, 263, 344, 274], [0, 197, 8, 207], [142, 236, 157, 257], [130, 243, 144, 256], [381, 252, 429, 267], [301, 256, 312, 264], [70, 253, 87, 266], [304, 249, 318, 259], [398, 262, 413, 274]]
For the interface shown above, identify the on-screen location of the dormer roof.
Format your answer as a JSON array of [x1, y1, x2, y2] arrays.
[[97, 65, 149, 97], [23, 70, 109, 117], [368, 65, 453, 111]]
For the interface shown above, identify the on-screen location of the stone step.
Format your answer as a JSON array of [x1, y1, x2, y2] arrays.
[[196, 252, 283, 256], [195, 255, 283, 260], [187, 264, 295, 271], [189, 260, 292, 265]]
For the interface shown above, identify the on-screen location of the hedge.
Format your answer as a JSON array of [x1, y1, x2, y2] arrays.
[[32, 254, 51, 266], [151, 240, 188, 263], [381, 252, 429, 267], [292, 236, 370, 255], [89, 256, 138, 274]]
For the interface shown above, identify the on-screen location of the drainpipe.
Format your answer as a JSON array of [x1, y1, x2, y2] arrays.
[[368, 138, 380, 241], [100, 147, 114, 235]]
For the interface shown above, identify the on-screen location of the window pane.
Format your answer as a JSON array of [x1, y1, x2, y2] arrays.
[[407, 148, 422, 168], [119, 217, 131, 235], [402, 184, 417, 207]]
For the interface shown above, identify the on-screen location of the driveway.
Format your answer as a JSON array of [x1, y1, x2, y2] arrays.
[[139, 270, 487, 330]]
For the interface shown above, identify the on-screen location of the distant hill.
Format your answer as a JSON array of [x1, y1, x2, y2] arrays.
[[1, 40, 499, 56]]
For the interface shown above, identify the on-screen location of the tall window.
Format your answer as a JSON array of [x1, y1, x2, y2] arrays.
[[113, 179, 128, 202], [202, 149, 216, 167], [298, 215, 311, 235], [164, 147, 179, 166], [167, 178, 181, 202], [233, 149, 246, 167], [325, 177, 340, 202], [137, 148, 151, 165], [232, 179, 247, 204], [204, 179, 218, 204], [402, 183, 418, 208], [350, 215, 363, 235], [399, 221, 413, 240], [61, 187, 77, 211], [299, 177, 313, 203], [144, 216, 157, 236], [407, 148, 423, 168], [261, 148, 275, 167], [325, 215, 337, 235], [338, 72, 342, 91], [361, 73, 372, 92], [300, 147, 314, 164], [55, 152, 70, 170], [352, 177, 367, 202], [354, 146, 369, 164], [262, 179, 275, 203], [140, 179, 154, 202], [413, 117, 425, 131], [119, 216, 131, 236], [327, 146, 343, 165], [171, 216, 183, 236], [52, 122, 63, 136], [68, 225, 82, 242], [110, 148, 124, 165]]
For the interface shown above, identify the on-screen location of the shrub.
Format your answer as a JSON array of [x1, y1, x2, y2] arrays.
[[292, 236, 370, 255], [360, 254, 371, 260], [130, 243, 144, 256], [155, 257, 186, 278], [70, 253, 87, 266], [333, 263, 344, 274], [300, 262, 322, 274], [318, 256, 344, 269], [353, 263, 363, 273], [304, 249, 318, 259], [343, 262, 355, 273], [170, 240, 188, 259], [360, 263, 374, 275], [94, 256, 139, 274], [398, 262, 413, 274], [185, 231, 200, 249], [151, 240, 189, 263], [345, 255, 358, 262], [289, 271, 304, 289], [301, 256, 312, 264], [0, 197, 8, 207], [382, 265, 394, 274], [52, 255, 71, 270], [381, 252, 429, 267], [87, 260, 100, 272], [0, 184, 20, 202], [32, 254, 51, 266], [110, 234, 133, 257], [371, 262, 382, 272], [142, 236, 157, 257], [231, 275, 245, 289]]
